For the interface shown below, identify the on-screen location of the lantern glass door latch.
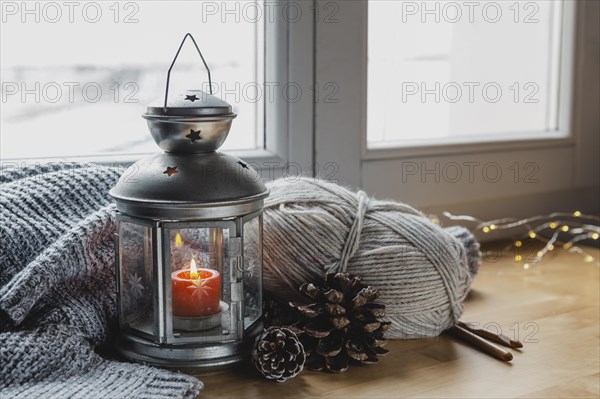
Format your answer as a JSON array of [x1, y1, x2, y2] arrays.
[[110, 34, 268, 369]]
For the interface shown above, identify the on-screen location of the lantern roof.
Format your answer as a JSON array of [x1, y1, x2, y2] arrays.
[[110, 152, 268, 219]]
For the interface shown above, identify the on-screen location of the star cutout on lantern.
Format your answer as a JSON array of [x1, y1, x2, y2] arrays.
[[185, 94, 199, 102], [237, 161, 249, 169], [186, 129, 201, 143], [163, 166, 178, 177]]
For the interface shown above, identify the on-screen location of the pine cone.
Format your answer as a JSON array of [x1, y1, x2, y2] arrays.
[[290, 272, 390, 373], [252, 327, 306, 382]]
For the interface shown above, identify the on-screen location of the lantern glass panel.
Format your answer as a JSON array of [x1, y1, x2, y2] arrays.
[[118, 221, 154, 338], [243, 215, 263, 330], [167, 226, 241, 342]]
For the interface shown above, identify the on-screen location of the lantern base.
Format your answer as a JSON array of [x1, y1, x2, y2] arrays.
[[115, 320, 263, 370]]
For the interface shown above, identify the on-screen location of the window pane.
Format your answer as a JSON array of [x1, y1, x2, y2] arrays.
[[1, 1, 264, 159], [367, 0, 563, 147]]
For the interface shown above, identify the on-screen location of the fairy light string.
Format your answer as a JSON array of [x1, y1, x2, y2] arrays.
[[440, 211, 600, 268]]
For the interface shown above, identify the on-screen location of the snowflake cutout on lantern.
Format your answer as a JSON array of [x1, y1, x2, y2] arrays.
[[127, 272, 145, 299], [187, 278, 213, 300]]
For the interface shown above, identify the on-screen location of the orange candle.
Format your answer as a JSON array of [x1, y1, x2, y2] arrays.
[[171, 258, 221, 317]]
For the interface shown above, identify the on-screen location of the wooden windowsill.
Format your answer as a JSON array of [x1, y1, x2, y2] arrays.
[[195, 246, 600, 398]]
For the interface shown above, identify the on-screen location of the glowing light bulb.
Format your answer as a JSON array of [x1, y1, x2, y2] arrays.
[[563, 243, 572, 250], [573, 211, 581, 217], [549, 222, 557, 229], [592, 233, 599, 240], [514, 241, 522, 247], [190, 258, 199, 279], [528, 231, 537, 239], [523, 263, 530, 270], [584, 255, 594, 263], [490, 224, 497, 230], [482, 226, 490, 233], [548, 244, 555, 251], [514, 255, 522, 262], [537, 251, 544, 257], [561, 225, 569, 232]]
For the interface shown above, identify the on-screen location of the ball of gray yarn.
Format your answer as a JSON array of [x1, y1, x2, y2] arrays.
[[257, 178, 481, 339]]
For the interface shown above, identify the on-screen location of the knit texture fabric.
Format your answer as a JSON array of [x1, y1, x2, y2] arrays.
[[0, 163, 203, 399]]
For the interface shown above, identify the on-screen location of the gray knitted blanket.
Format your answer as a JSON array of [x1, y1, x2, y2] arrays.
[[0, 163, 203, 399]]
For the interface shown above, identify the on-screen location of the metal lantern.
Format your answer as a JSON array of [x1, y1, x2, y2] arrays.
[[110, 34, 268, 368]]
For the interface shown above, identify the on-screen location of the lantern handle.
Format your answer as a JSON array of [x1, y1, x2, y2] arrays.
[[164, 33, 213, 113]]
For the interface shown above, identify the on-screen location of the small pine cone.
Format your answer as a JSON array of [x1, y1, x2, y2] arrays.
[[290, 272, 390, 373], [252, 327, 306, 382]]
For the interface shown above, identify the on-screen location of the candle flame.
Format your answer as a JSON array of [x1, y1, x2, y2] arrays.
[[175, 233, 183, 247], [190, 258, 199, 279]]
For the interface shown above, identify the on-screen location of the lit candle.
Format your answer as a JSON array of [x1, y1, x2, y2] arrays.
[[171, 258, 221, 317]]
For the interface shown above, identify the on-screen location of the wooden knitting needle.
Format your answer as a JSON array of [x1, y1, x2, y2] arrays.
[[457, 321, 523, 349], [448, 324, 513, 362]]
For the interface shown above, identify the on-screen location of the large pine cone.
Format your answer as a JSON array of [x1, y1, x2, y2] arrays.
[[290, 273, 390, 373], [252, 327, 306, 382]]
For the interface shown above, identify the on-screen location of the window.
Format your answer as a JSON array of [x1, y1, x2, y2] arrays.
[[313, 0, 596, 219], [1, 1, 264, 160], [5, 0, 592, 220], [367, 0, 565, 148]]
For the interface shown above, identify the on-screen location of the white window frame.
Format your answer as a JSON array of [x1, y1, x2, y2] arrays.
[[0, 0, 315, 181], [312, 0, 598, 221], [232, 0, 314, 179]]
